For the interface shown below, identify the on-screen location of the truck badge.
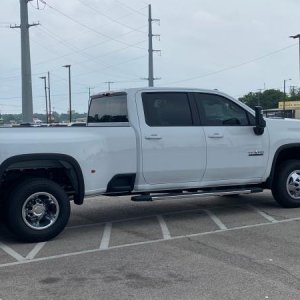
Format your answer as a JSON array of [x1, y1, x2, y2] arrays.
[[248, 150, 264, 156]]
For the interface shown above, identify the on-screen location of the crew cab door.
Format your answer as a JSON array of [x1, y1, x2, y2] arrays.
[[137, 92, 207, 185], [193, 93, 269, 184]]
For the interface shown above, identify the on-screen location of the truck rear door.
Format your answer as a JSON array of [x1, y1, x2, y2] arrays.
[[136, 91, 207, 185]]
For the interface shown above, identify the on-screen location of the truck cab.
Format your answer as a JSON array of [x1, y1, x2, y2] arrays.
[[88, 88, 269, 192]]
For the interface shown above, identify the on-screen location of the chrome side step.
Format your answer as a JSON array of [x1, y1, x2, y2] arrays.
[[131, 187, 263, 202]]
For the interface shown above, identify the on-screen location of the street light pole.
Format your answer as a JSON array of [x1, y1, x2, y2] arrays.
[[290, 34, 300, 82], [40, 76, 48, 124], [63, 65, 72, 123], [283, 78, 292, 117]]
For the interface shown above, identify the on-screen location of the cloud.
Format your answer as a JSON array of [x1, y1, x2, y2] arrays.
[[0, 0, 299, 114]]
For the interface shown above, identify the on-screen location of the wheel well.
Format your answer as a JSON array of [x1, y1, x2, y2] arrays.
[[268, 145, 300, 188], [0, 154, 85, 205], [276, 148, 300, 166]]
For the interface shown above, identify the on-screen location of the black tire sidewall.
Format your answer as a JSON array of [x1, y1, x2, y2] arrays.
[[272, 160, 300, 208], [6, 178, 70, 242]]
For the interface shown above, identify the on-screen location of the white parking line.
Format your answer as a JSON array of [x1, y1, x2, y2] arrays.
[[0, 217, 299, 269], [26, 242, 47, 260], [0, 242, 25, 262], [66, 205, 243, 231], [99, 222, 112, 250], [204, 209, 228, 230], [157, 215, 171, 239], [247, 205, 278, 223]]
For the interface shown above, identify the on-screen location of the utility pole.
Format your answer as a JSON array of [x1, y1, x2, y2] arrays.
[[48, 71, 52, 124], [283, 78, 292, 117], [148, 4, 160, 87], [290, 34, 300, 82], [40, 76, 48, 124], [88, 87, 95, 99], [104, 81, 114, 91], [11, 0, 39, 123], [63, 65, 72, 123]]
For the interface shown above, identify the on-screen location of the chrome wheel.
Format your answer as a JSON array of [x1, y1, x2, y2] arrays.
[[286, 170, 300, 199], [22, 192, 60, 230]]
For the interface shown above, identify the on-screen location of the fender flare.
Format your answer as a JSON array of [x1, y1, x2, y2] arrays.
[[0, 153, 85, 205], [267, 143, 300, 188]]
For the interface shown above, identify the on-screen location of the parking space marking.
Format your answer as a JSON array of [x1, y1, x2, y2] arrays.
[[25, 242, 47, 260], [247, 205, 278, 223], [99, 222, 112, 250], [0, 217, 299, 269], [66, 205, 243, 231], [157, 215, 171, 239], [0, 242, 25, 262], [204, 209, 228, 230]]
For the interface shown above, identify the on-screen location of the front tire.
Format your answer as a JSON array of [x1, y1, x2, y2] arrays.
[[272, 160, 300, 208], [6, 178, 70, 242]]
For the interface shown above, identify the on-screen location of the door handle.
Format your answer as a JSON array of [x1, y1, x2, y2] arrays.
[[208, 133, 224, 138], [145, 134, 162, 140]]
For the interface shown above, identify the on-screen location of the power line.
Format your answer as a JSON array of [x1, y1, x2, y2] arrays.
[[115, 0, 147, 17], [30, 28, 146, 69], [35, 26, 96, 61], [67, 40, 147, 69], [3, 26, 147, 79], [37, 26, 85, 51], [165, 43, 298, 86], [1, 37, 145, 86], [40, 1, 146, 50], [37, 10, 146, 45], [29, 0, 46, 10], [76, 0, 146, 34], [73, 55, 147, 78], [0, 103, 22, 107], [0, 91, 88, 102]]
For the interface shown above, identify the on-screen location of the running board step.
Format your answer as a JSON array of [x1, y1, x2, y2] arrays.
[[131, 187, 263, 202]]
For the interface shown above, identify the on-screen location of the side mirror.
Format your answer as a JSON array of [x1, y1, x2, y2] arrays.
[[253, 106, 266, 135]]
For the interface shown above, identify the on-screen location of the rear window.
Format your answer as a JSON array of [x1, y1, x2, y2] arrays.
[[88, 94, 128, 124]]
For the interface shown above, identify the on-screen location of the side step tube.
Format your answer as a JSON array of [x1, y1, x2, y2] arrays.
[[131, 187, 263, 202]]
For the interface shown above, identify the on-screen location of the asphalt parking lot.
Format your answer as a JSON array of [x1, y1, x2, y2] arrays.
[[0, 191, 299, 299]]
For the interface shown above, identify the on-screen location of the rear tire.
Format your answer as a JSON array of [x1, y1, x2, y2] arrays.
[[0, 184, 15, 223], [6, 178, 70, 242], [272, 160, 300, 208]]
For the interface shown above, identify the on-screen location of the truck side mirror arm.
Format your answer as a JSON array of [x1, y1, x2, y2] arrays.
[[253, 106, 266, 135]]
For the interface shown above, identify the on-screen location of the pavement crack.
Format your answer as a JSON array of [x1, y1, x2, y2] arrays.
[[185, 237, 300, 291]]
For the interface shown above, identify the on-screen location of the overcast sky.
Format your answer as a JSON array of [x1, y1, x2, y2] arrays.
[[0, 0, 300, 114]]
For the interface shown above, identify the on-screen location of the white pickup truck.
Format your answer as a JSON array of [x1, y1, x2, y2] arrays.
[[1, 87, 300, 242]]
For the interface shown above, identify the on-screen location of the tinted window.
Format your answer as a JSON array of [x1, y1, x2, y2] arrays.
[[88, 94, 128, 123], [142, 93, 193, 126], [195, 93, 250, 126]]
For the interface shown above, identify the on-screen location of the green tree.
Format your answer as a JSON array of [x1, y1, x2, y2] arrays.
[[1, 111, 87, 125], [289, 87, 300, 101], [239, 89, 285, 110]]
